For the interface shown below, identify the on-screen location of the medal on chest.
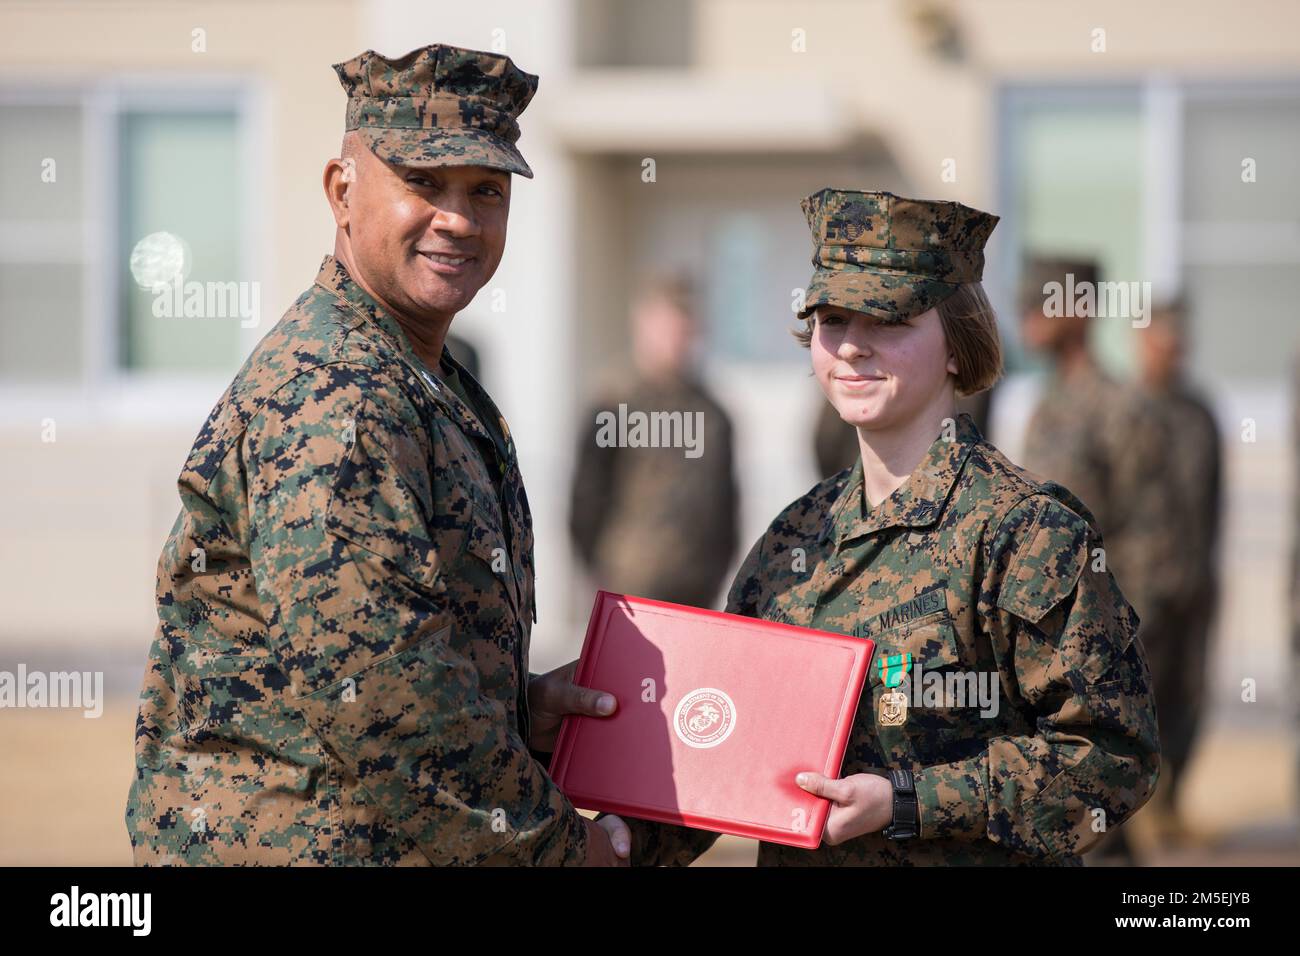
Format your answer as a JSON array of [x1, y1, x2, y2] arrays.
[[877, 652, 913, 727]]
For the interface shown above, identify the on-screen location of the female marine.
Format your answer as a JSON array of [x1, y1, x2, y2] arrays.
[[619, 189, 1160, 866]]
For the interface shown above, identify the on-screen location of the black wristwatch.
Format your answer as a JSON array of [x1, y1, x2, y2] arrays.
[[883, 768, 919, 841]]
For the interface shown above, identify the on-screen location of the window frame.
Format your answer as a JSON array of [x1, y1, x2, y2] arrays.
[[995, 74, 1300, 382], [0, 74, 267, 425]]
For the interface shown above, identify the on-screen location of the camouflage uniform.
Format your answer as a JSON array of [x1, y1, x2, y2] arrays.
[[125, 46, 593, 865], [569, 370, 739, 608], [1018, 258, 1185, 639], [616, 191, 1160, 866], [1022, 363, 1183, 638]]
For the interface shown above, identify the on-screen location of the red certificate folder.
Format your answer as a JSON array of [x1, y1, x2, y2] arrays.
[[548, 591, 874, 849]]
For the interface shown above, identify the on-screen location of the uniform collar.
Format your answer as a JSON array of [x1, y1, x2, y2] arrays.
[[315, 254, 422, 360], [824, 412, 981, 544], [314, 255, 513, 463]]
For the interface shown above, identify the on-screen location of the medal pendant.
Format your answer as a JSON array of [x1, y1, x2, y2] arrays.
[[879, 689, 908, 727]]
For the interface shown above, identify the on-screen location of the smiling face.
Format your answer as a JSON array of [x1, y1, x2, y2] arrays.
[[809, 305, 959, 431], [325, 136, 511, 323]]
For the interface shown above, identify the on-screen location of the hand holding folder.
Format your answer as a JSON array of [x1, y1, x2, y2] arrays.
[[550, 592, 874, 849], [528, 659, 631, 864]]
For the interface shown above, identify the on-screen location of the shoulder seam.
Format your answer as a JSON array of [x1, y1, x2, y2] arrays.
[[983, 489, 1087, 568]]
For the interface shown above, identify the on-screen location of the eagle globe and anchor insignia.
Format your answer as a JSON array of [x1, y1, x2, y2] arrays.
[[673, 688, 737, 749]]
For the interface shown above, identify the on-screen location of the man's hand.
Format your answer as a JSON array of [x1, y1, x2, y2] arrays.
[[528, 660, 617, 754], [582, 815, 631, 866], [795, 772, 894, 845]]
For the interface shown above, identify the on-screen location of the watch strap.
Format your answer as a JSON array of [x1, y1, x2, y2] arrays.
[[884, 768, 919, 840]]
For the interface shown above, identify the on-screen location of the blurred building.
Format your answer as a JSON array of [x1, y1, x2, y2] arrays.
[[1, 0, 1297, 863]]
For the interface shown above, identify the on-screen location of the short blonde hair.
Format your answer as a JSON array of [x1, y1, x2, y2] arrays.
[[791, 283, 1003, 396]]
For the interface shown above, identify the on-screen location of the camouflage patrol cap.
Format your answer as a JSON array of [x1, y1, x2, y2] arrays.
[[799, 189, 999, 322], [333, 45, 539, 178]]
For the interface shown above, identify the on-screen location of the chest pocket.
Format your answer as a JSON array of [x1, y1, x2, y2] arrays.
[[324, 429, 451, 592], [461, 489, 522, 618], [865, 612, 978, 766], [868, 611, 962, 681]]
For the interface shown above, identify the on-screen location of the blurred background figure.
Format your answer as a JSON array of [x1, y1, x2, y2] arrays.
[[444, 332, 482, 383], [1129, 299, 1222, 849], [568, 276, 739, 609], [1018, 256, 1184, 863], [1019, 256, 1181, 633]]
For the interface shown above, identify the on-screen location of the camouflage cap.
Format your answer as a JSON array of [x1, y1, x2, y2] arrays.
[[333, 45, 539, 178], [799, 189, 999, 322]]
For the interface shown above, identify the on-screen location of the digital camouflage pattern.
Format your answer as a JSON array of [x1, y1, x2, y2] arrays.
[[1022, 361, 1184, 645], [335, 44, 539, 178], [799, 189, 999, 322], [125, 256, 590, 865], [617, 414, 1160, 865]]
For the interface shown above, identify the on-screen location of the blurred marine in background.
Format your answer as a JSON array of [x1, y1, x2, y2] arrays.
[[1130, 298, 1221, 846], [1019, 256, 1183, 860], [569, 277, 740, 609]]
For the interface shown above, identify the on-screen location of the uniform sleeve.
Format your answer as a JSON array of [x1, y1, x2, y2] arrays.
[[244, 362, 589, 866], [913, 495, 1161, 860], [605, 530, 771, 866]]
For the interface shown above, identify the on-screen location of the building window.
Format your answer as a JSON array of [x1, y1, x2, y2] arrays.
[[0, 85, 253, 390], [0, 102, 86, 382], [999, 80, 1300, 387], [118, 110, 242, 373]]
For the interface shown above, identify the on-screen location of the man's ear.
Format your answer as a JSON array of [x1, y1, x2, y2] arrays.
[[323, 157, 356, 228], [946, 348, 959, 378]]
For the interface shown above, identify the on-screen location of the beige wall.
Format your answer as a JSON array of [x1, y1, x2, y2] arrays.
[[0, 0, 361, 649], [2, 0, 362, 317]]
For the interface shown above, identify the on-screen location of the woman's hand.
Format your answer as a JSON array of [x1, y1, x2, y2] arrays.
[[795, 771, 895, 845]]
